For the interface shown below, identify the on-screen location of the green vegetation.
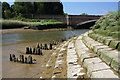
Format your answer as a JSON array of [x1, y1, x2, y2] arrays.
[[12, 14, 41, 22], [27, 19, 64, 26], [80, 13, 88, 15], [2, 2, 64, 19], [1, 2, 65, 28], [1, 20, 27, 29], [64, 13, 68, 15], [92, 11, 120, 39], [1, 19, 64, 29]]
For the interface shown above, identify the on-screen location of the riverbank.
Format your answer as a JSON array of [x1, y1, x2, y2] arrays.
[[2, 42, 59, 78], [2, 29, 119, 78], [1, 28, 73, 34], [2, 29, 89, 78], [1, 19, 64, 29]]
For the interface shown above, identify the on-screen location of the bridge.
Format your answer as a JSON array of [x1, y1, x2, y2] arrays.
[[74, 19, 98, 29], [23, 14, 102, 28]]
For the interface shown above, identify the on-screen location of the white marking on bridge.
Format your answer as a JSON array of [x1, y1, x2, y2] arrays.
[[77, 20, 97, 26]]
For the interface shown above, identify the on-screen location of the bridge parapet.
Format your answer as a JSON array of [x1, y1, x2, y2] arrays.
[[22, 14, 102, 25]]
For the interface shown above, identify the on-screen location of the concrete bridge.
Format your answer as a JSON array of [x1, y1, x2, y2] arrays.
[[23, 14, 101, 28]]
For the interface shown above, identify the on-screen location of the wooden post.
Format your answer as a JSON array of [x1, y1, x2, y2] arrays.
[[25, 57, 27, 63], [26, 47, 29, 54], [33, 48, 35, 54], [28, 55, 32, 64], [38, 48, 40, 55], [21, 55, 24, 63], [45, 44, 48, 50], [54, 41, 56, 45], [40, 49, 43, 55], [40, 44, 42, 49], [13, 57, 16, 62], [19, 55, 21, 62], [16, 58, 18, 62], [50, 43, 52, 50], [37, 43, 40, 48], [35, 48, 37, 55], [29, 48, 32, 54], [12, 54, 15, 61], [10, 54, 12, 61]]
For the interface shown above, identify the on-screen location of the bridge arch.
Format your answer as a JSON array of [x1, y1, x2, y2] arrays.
[[74, 20, 97, 29]]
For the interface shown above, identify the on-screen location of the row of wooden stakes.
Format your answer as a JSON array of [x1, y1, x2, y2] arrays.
[[9, 54, 33, 64], [26, 47, 43, 55], [25, 39, 66, 55]]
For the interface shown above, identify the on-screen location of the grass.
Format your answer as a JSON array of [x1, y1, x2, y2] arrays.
[[12, 16, 41, 22], [93, 29, 120, 39], [93, 11, 119, 30], [1, 19, 64, 29], [92, 11, 120, 39], [1, 20, 27, 29], [28, 19, 64, 26]]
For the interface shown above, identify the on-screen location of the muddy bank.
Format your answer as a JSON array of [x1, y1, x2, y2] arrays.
[[2, 42, 59, 78], [1, 28, 72, 34]]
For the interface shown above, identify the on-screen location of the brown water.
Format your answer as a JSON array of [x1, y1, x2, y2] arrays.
[[2, 29, 88, 45], [2, 29, 89, 78]]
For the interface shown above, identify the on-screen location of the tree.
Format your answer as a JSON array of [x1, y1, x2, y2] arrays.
[[64, 13, 68, 15], [80, 13, 88, 15], [44, 2, 63, 14], [2, 2, 10, 11], [12, 2, 64, 15], [12, 2, 34, 14], [4, 10, 12, 18], [33, 2, 44, 14], [2, 2, 11, 18]]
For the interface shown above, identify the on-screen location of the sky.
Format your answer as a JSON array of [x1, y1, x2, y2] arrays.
[[1, 0, 119, 15], [62, 2, 118, 15]]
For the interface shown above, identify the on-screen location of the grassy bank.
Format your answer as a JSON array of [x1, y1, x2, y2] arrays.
[[1, 19, 64, 29], [1, 20, 28, 29], [92, 11, 120, 39]]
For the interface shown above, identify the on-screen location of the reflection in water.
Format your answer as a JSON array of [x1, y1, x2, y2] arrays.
[[2, 29, 88, 45]]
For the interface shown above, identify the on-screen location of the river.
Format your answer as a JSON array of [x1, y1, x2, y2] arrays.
[[2, 29, 89, 78], [2, 29, 89, 45]]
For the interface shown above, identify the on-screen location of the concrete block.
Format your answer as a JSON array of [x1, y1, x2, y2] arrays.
[[99, 37, 106, 43], [92, 34, 99, 41], [91, 69, 118, 78], [80, 53, 94, 63], [90, 43, 102, 50], [109, 40, 119, 49], [93, 45, 108, 53], [97, 36, 103, 42], [83, 57, 102, 68], [117, 43, 120, 51], [103, 38, 112, 46], [97, 48, 112, 56], [100, 50, 119, 68], [111, 59, 119, 72], [87, 63, 110, 77]]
